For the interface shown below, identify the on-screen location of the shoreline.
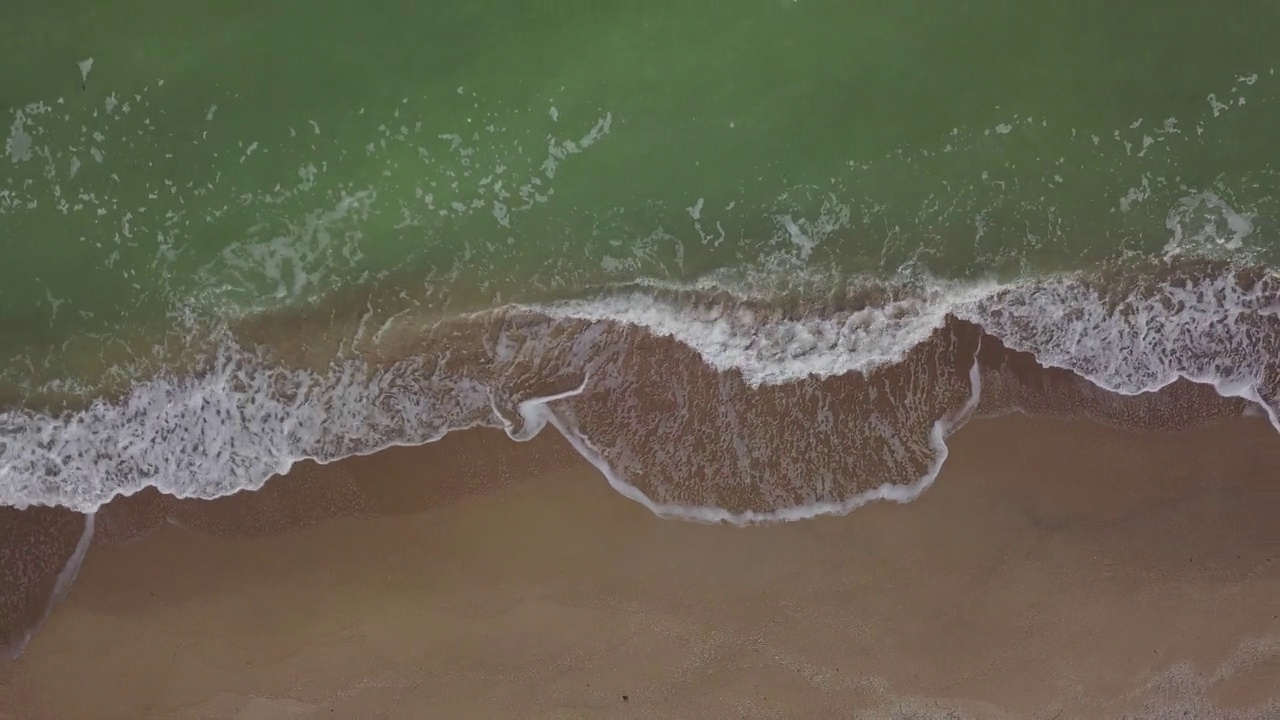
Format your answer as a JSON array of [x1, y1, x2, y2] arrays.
[[3, 276, 1275, 516], [1, 410, 1277, 717]]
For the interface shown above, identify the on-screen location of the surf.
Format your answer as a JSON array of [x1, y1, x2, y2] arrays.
[[0, 261, 1271, 523]]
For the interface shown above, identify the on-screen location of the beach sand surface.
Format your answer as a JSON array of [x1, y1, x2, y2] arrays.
[[0, 414, 1277, 719]]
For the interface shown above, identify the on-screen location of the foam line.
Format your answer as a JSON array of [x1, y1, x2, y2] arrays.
[[1, 266, 1278, 515], [5, 512, 94, 659], [526, 342, 984, 525]]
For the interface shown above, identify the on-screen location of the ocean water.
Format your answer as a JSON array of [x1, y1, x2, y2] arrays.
[[3, 1, 1280, 518]]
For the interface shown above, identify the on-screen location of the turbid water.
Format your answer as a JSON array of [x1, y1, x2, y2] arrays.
[[3, 1, 1280, 515]]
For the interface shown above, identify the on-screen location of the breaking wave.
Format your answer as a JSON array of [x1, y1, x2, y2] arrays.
[[0, 262, 1275, 521]]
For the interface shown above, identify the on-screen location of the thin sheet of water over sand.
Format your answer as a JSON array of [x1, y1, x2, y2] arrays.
[[1, 412, 1276, 719]]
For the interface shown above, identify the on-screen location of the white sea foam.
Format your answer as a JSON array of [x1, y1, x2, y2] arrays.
[[0, 266, 1277, 516], [951, 270, 1280, 432], [0, 347, 504, 512], [1162, 191, 1257, 262], [535, 279, 999, 387]]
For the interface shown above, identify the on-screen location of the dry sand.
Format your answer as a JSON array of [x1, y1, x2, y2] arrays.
[[0, 413, 1277, 719]]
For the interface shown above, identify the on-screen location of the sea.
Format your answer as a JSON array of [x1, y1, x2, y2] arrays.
[[3, 0, 1280, 521]]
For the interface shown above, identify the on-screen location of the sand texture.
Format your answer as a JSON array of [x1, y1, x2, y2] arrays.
[[0, 414, 1277, 718]]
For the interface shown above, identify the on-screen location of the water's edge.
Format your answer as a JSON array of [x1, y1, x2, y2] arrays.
[[2, 263, 1275, 521]]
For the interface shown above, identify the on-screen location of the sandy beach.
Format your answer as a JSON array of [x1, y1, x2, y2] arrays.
[[5, 2, 1280, 718], [0, 412, 1277, 719]]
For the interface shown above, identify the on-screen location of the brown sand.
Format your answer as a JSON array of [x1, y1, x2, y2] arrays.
[[0, 414, 1277, 719]]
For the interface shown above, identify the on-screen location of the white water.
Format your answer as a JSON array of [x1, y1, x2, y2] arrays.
[[0, 266, 1276, 517]]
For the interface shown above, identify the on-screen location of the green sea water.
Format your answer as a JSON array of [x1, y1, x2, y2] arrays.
[[5, 1, 1278, 366], [3, 1, 1280, 510]]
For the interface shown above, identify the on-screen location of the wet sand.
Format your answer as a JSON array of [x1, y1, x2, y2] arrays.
[[0, 414, 1277, 719]]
